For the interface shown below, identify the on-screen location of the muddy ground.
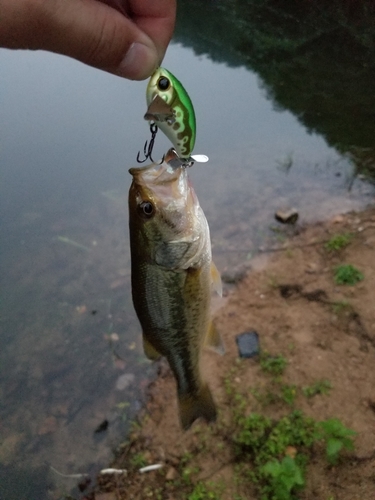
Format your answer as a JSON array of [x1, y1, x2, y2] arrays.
[[87, 207, 375, 500]]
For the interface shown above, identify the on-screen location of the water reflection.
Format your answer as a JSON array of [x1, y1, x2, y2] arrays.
[[1, 4, 375, 497], [175, 0, 375, 178]]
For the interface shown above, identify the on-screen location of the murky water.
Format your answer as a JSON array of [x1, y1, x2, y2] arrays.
[[1, 2, 375, 498]]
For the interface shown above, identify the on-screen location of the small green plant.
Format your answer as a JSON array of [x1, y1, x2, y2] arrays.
[[331, 300, 351, 314], [302, 380, 332, 398], [129, 452, 147, 468], [281, 384, 298, 406], [234, 413, 272, 452], [188, 482, 220, 500], [325, 233, 352, 251], [334, 264, 364, 285], [261, 456, 304, 499], [316, 419, 356, 464], [260, 352, 288, 376]]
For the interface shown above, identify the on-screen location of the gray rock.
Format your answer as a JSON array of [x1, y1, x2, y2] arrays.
[[275, 208, 299, 224], [236, 331, 260, 358]]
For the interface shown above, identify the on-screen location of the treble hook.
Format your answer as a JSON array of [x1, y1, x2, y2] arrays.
[[137, 122, 162, 164]]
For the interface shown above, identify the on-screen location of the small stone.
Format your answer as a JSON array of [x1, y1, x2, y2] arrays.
[[115, 373, 135, 391], [236, 331, 260, 358], [331, 215, 344, 224], [166, 466, 178, 481], [275, 208, 299, 224], [110, 333, 119, 342], [306, 262, 319, 274], [285, 446, 297, 459]]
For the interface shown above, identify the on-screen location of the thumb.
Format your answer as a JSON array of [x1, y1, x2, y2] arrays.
[[1, 0, 159, 80]]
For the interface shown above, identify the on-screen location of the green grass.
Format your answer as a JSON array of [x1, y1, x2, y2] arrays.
[[260, 456, 304, 499], [133, 355, 356, 500], [260, 352, 288, 376], [281, 384, 298, 406], [302, 380, 332, 398], [331, 300, 352, 314], [231, 406, 355, 499], [334, 264, 364, 285], [325, 233, 353, 251], [188, 482, 221, 500], [316, 419, 356, 465], [129, 452, 147, 468], [220, 358, 355, 499]]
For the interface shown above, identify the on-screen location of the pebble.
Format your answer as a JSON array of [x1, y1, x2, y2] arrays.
[[331, 215, 344, 224], [275, 208, 299, 224], [236, 331, 260, 358], [166, 466, 178, 481], [115, 373, 135, 391]]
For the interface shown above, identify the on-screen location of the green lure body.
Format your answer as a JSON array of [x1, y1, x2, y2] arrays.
[[145, 68, 196, 159]]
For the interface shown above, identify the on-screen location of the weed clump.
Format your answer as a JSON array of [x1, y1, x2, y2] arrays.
[[260, 352, 288, 376], [334, 264, 364, 285], [325, 233, 352, 251], [302, 380, 332, 398]]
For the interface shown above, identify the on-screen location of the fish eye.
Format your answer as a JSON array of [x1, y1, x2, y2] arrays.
[[157, 77, 170, 91], [139, 201, 154, 218]]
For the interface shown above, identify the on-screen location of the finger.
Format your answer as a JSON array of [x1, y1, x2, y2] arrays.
[[0, 0, 160, 80], [128, 0, 176, 62]]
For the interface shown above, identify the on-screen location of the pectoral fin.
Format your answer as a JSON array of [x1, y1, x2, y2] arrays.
[[211, 262, 222, 297], [142, 336, 162, 361], [204, 321, 225, 356]]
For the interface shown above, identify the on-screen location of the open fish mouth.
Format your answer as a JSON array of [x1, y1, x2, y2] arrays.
[[129, 149, 193, 207]]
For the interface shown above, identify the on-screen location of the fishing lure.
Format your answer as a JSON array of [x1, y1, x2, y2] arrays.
[[144, 67, 196, 160]]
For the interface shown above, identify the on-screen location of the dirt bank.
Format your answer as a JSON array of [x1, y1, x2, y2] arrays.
[[89, 206, 375, 500]]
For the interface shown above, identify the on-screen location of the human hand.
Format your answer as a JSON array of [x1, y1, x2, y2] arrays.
[[0, 0, 176, 80]]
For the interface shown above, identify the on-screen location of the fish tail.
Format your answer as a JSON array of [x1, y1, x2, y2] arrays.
[[178, 384, 217, 430]]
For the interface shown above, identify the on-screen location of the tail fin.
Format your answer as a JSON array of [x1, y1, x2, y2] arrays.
[[178, 384, 217, 430]]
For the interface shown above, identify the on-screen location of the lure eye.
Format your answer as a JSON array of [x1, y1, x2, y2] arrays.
[[157, 77, 170, 91], [139, 201, 154, 218]]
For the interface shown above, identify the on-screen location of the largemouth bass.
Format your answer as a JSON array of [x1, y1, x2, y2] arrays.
[[128, 150, 223, 430]]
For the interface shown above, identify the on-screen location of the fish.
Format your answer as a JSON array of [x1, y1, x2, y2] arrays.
[[128, 149, 223, 430], [145, 68, 196, 160]]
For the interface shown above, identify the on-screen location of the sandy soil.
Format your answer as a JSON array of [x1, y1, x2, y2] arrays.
[[88, 207, 375, 500]]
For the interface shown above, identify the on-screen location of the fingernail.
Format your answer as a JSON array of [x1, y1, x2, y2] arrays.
[[118, 42, 157, 80]]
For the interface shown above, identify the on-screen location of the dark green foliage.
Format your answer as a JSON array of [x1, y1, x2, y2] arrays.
[[334, 264, 364, 285]]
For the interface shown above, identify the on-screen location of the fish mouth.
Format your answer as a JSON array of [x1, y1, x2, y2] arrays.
[[129, 149, 186, 185], [129, 149, 190, 204]]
